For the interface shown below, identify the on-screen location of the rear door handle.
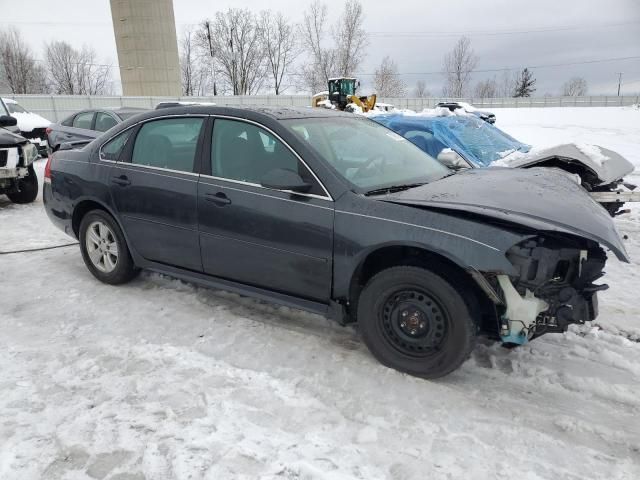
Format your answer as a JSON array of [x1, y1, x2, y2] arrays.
[[111, 175, 131, 187], [205, 192, 231, 206]]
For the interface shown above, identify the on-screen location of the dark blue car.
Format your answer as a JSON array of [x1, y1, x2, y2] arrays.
[[371, 112, 638, 216], [372, 113, 529, 168]]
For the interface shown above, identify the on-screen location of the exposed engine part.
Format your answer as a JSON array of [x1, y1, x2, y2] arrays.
[[497, 236, 608, 344], [497, 275, 549, 345]]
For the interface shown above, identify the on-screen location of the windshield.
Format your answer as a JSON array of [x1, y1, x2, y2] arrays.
[[434, 116, 528, 166], [6, 102, 27, 114], [283, 117, 450, 192]]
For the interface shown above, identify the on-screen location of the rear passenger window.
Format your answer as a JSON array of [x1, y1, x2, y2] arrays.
[[73, 112, 94, 130], [101, 129, 133, 161], [95, 112, 118, 132], [211, 119, 321, 195], [131, 117, 203, 173]]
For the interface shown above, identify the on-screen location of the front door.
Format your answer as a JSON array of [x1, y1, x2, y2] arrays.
[[109, 116, 205, 271], [197, 118, 334, 302]]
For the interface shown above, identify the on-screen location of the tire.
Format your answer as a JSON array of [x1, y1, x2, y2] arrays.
[[7, 165, 38, 204], [79, 209, 139, 285], [357, 266, 476, 379]]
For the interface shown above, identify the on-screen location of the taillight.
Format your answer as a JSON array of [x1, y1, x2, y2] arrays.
[[44, 155, 52, 183], [45, 127, 52, 135]]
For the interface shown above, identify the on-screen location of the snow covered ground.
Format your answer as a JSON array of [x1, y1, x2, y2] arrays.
[[1, 107, 639, 479]]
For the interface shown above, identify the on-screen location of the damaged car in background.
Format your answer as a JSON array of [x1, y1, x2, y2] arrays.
[[0, 114, 39, 203], [372, 112, 639, 216], [44, 107, 629, 378], [1, 97, 50, 157]]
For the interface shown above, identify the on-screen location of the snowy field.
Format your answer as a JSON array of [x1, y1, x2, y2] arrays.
[[1, 107, 639, 479]]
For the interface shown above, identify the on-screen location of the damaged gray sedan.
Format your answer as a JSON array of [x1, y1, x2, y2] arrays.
[[44, 107, 629, 378]]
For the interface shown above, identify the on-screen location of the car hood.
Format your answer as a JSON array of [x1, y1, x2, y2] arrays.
[[499, 143, 634, 185], [382, 167, 629, 262], [11, 112, 51, 132], [0, 127, 28, 147]]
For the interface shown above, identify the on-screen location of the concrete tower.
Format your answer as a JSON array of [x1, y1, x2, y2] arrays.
[[109, 0, 182, 96]]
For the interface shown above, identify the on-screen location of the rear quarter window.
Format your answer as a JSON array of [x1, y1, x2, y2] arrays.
[[100, 129, 133, 161]]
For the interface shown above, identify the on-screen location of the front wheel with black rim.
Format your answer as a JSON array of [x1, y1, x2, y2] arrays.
[[79, 209, 139, 285], [357, 266, 476, 379]]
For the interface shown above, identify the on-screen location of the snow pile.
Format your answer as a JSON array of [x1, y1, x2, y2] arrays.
[[492, 107, 640, 170], [9, 111, 51, 132], [575, 144, 610, 167], [365, 106, 470, 118]]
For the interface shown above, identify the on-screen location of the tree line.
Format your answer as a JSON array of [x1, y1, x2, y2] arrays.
[[1, 2, 590, 98], [0, 29, 112, 95]]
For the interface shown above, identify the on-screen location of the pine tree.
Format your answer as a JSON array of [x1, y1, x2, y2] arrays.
[[513, 68, 536, 97]]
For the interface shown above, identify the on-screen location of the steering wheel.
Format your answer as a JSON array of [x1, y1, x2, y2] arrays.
[[352, 155, 386, 179]]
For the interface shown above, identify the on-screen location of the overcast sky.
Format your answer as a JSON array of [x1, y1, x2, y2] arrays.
[[1, 0, 639, 96]]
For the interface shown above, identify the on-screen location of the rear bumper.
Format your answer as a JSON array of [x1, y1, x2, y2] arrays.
[[43, 182, 76, 238]]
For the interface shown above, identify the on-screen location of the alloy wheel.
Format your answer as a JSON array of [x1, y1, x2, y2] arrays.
[[85, 220, 119, 273]]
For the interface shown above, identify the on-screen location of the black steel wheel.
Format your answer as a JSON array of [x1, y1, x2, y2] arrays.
[[380, 288, 449, 357], [357, 266, 476, 379]]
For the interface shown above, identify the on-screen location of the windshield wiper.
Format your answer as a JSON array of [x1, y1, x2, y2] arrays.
[[364, 183, 426, 196]]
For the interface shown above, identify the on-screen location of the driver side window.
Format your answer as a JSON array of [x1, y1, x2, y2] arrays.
[[211, 119, 323, 195]]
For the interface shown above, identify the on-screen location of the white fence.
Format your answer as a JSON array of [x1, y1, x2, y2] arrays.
[[3, 94, 639, 122]]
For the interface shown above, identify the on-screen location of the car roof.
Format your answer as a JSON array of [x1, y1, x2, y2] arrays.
[[137, 105, 355, 121]]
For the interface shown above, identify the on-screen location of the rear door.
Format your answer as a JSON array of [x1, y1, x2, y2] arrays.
[[197, 117, 334, 301], [51, 111, 98, 149], [108, 116, 206, 271]]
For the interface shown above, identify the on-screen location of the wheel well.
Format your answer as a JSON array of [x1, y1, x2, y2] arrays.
[[347, 245, 497, 333], [72, 200, 109, 237]]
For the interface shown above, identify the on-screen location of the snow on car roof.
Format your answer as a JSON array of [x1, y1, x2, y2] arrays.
[[365, 106, 471, 119]]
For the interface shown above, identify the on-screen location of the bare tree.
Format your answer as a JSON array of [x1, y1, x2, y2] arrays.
[[373, 56, 405, 97], [498, 69, 518, 97], [0, 28, 47, 94], [45, 41, 111, 95], [299, 1, 337, 93], [562, 77, 588, 96], [474, 77, 498, 98], [333, 0, 368, 77], [259, 11, 298, 95], [413, 80, 430, 98], [442, 36, 477, 98], [179, 29, 208, 96], [198, 9, 267, 95], [299, 0, 368, 93]]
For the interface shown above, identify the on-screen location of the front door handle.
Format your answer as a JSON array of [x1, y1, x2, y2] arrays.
[[111, 175, 131, 187], [205, 192, 231, 206]]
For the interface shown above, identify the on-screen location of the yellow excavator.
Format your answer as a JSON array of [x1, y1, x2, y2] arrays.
[[312, 77, 377, 113]]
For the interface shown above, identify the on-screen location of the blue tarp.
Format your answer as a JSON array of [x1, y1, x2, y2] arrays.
[[372, 114, 530, 167]]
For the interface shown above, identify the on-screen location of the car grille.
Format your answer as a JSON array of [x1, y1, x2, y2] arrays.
[[21, 127, 47, 140]]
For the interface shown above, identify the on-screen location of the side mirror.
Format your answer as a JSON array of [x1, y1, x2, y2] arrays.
[[261, 168, 312, 193], [437, 148, 469, 170], [0, 115, 17, 127]]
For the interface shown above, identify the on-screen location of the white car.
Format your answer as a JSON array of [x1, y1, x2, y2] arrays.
[[1, 98, 51, 157]]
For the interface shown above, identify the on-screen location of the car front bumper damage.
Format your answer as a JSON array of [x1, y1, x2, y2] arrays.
[[490, 236, 607, 345]]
